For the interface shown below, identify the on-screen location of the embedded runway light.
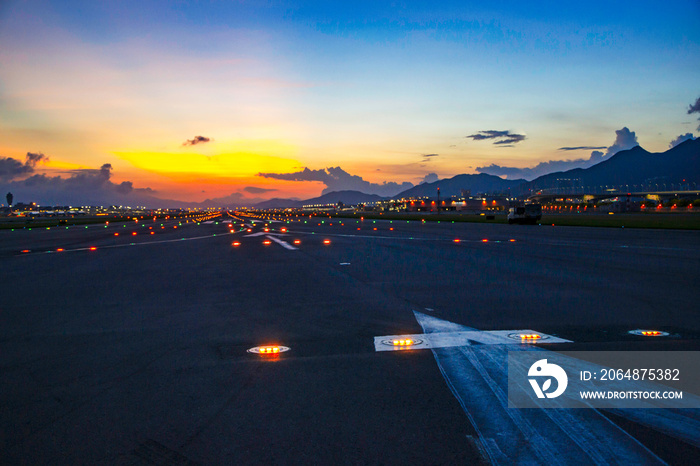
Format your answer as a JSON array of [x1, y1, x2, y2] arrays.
[[232, 241, 241, 247], [21, 249, 30, 253], [506, 332, 549, 342], [629, 329, 669, 337], [248, 345, 290, 355], [509, 239, 516, 242], [89, 247, 97, 251], [380, 337, 423, 349], [114, 233, 119, 236], [481, 239, 488, 242], [56, 248, 64, 252], [453, 239, 460, 243], [132, 232, 137, 236], [263, 240, 272, 245], [293, 239, 301, 245], [323, 239, 331, 244]]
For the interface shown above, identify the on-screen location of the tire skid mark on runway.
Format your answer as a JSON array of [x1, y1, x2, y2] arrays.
[[414, 311, 666, 465]]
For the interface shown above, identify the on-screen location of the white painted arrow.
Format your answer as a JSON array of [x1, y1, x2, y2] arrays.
[[244, 232, 287, 237]]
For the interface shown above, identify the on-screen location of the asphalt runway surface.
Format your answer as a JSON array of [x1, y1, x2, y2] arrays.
[[2, 213, 699, 464]]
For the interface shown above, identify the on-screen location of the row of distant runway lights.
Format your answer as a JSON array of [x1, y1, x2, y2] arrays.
[[249, 330, 668, 358], [18, 217, 514, 253]]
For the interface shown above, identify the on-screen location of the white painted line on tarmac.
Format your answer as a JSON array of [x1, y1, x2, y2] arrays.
[[374, 330, 570, 352], [407, 311, 667, 464], [266, 234, 298, 250]]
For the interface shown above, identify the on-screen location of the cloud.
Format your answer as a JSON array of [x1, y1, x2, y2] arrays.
[[476, 127, 638, 181], [669, 133, 695, 149], [688, 97, 700, 131], [422, 153, 439, 162], [0, 152, 49, 181], [183, 135, 211, 146], [558, 146, 607, 151], [243, 186, 277, 194], [419, 173, 439, 184], [257, 166, 414, 197], [604, 127, 638, 157], [0, 157, 32, 181], [25, 152, 49, 167], [2, 162, 163, 206], [466, 130, 526, 145]]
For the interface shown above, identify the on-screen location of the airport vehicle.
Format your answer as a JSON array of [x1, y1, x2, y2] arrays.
[[507, 203, 542, 224]]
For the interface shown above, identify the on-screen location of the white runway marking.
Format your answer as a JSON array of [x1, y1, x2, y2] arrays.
[[374, 330, 570, 352], [266, 235, 298, 250], [407, 311, 667, 464]]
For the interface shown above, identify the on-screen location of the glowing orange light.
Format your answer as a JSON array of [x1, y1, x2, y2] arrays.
[[509, 239, 516, 242], [56, 248, 64, 252], [132, 232, 137, 236], [21, 249, 30, 253], [89, 247, 97, 251], [232, 241, 241, 246], [482, 239, 488, 242], [323, 239, 331, 244], [641, 331, 662, 336], [392, 339, 415, 346], [114, 233, 119, 236], [263, 240, 272, 245], [293, 239, 301, 244], [520, 334, 541, 340], [453, 239, 460, 243]]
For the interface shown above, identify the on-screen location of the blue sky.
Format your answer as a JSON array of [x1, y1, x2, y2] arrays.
[[0, 0, 698, 203]]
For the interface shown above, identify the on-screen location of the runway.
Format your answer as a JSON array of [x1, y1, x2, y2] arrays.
[[2, 213, 699, 464]]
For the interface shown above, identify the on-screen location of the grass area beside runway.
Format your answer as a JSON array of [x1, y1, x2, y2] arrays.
[[318, 211, 700, 230]]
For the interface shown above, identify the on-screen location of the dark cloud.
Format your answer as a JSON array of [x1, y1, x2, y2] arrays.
[[688, 97, 700, 131], [669, 133, 695, 148], [419, 173, 439, 184], [0, 157, 31, 181], [2, 162, 164, 206], [558, 146, 607, 151], [0, 152, 50, 181], [25, 152, 49, 167], [477, 128, 637, 181], [466, 130, 526, 145], [115, 181, 133, 194], [258, 166, 414, 197], [243, 186, 277, 194], [422, 153, 439, 161], [183, 135, 211, 146]]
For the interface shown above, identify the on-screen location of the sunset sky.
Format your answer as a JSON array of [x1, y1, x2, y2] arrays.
[[1, 0, 698, 205]]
